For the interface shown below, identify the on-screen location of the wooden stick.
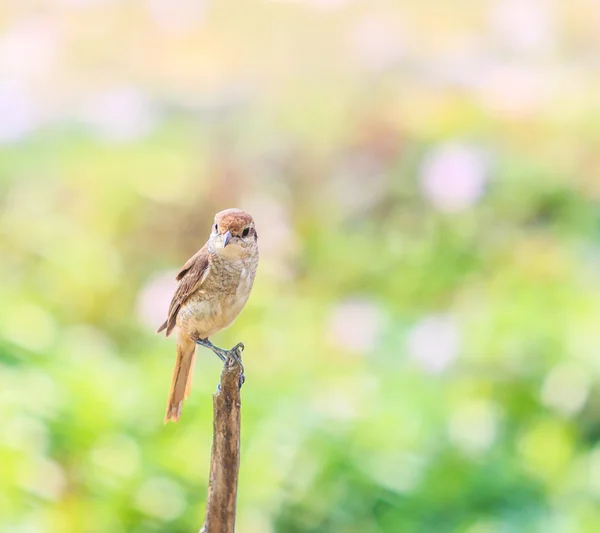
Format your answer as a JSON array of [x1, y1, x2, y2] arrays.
[[200, 348, 243, 533]]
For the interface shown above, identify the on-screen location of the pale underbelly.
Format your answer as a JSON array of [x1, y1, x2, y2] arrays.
[[176, 293, 249, 339]]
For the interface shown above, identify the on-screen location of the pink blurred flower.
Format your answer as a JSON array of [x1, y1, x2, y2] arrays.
[[407, 314, 460, 373], [328, 298, 384, 354], [350, 16, 404, 71], [57, 0, 117, 5], [277, 0, 351, 7], [0, 82, 39, 143], [420, 143, 489, 213], [474, 63, 547, 119], [136, 271, 177, 331], [79, 87, 157, 142], [488, 0, 556, 52], [148, 0, 207, 33], [0, 17, 63, 80]]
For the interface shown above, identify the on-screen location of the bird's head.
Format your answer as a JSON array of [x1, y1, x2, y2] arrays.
[[209, 208, 258, 258]]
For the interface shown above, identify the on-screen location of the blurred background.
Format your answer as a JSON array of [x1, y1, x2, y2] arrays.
[[2, 0, 600, 532]]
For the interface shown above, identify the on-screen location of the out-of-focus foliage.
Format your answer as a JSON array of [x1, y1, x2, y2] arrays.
[[2, 1, 600, 532]]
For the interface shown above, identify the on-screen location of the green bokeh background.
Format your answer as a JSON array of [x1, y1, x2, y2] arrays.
[[2, 1, 600, 532]]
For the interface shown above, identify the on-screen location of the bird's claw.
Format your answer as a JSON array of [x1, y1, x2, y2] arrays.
[[225, 343, 244, 374], [194, 337, 245, 385], [232, 342, 244, 354], [232, 344, 245, 388]]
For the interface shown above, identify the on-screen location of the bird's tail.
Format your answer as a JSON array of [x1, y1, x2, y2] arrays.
[[164, 330, 196, 423]]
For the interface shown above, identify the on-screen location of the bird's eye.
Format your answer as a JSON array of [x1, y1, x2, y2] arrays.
[[242, 228, 250, 238], [213, 224, 218, 232]]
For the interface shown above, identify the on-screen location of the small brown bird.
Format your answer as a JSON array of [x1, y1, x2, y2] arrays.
[[157, 208, 259, 423]]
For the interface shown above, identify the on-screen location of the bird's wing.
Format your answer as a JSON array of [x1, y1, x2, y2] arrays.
[[156, 245, 210, 337]]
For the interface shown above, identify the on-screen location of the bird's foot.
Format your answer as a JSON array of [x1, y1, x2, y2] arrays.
[[194, 338, 227, 363], [195, 338, 245, 387], [226, 343, 245, 387]]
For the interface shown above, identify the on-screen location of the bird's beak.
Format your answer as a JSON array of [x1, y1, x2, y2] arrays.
[[223, 230, 232, 247]]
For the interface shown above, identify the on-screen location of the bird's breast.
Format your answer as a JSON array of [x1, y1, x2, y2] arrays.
[[177, 255, 257, 339]]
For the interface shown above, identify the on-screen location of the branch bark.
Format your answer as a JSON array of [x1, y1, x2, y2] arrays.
[[200, 351, 243, 533]]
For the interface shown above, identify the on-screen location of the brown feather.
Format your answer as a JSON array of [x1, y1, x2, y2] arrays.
[[215, 208, 253, 235], [157, 244, 211, 337], [164, 330, 196, 423]]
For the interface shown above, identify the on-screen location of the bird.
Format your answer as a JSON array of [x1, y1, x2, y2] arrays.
[[157, 208, 259, 423]]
